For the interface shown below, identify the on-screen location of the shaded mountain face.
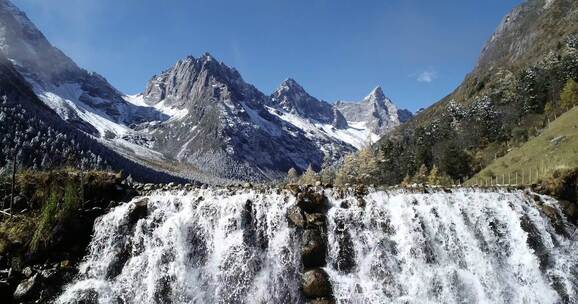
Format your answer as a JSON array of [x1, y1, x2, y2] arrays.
[[336, 87, 412, 136]]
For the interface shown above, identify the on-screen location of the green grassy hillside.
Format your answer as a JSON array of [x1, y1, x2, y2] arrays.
[[468, 106, 578, 185], [373, 0, 578, 185]]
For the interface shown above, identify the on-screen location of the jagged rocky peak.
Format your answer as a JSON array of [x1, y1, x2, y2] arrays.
[[364, 86, 387, 103], [336, 86, 412, 135], [271, 78, 348, 128], [143, 52, 264, 109]]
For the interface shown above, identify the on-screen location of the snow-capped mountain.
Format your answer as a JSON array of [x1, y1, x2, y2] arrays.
[[270, 78, 348, 129], [0, 0, 412, 182], [0, 0, 164, 136], [137, 54, 329, 181], [336, 87, 412, 136]]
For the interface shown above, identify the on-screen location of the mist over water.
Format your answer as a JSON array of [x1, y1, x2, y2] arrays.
[[57, 188, 577, 304]]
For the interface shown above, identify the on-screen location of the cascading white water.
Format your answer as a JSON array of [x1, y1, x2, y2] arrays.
[[325, 189, 578, 304], [57, 188, 577, 304], [57, 189, 303, 304]]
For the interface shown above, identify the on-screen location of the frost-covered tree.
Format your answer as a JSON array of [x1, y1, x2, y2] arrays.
[[286, 167, 299, 183]]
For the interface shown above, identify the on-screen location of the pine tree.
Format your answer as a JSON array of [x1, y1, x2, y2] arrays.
[[428, 165, 441, 185], [335, 154, 357, 186], [414, 164, 429, 185], [287, 168, 299, 184], [356, 147, 379, 185], [299, 164, 318, 185], [560, 79, 578, 109], [401, 174, 412, 187]]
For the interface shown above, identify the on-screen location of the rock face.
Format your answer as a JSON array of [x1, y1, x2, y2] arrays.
[[141, 54, 329, 181], [270, 78, 348, 129], [336, 87, 412, 136]]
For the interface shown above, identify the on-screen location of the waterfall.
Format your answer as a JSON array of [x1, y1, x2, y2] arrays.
[[325, 189, 578, 304], [57, 189, 303, 304], [57, 188, 577, 304]]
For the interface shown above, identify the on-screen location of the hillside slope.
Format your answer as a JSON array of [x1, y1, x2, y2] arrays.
[[469, 106, 578, 185], [0, 52, 185, 183], [376, 0, 578, 185]]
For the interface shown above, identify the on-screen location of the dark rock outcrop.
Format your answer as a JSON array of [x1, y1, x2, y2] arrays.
[[302, 269, 333, 298], [302, 229, 327, 268]]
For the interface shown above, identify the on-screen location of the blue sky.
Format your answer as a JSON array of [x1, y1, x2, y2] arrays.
[[13, 0, 521, 112]]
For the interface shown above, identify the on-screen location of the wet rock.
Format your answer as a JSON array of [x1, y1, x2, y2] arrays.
[[287, 206, 306, 228], [286, 183, 301, 195], [13, 273, 40, 301], [559, 200, 577, 224], [307, 298, 336, 304], [355, 185, 368, 196], [302, 230, 327, 268], [40, 268, 58, 280], [520, 215, 549, 270], [333, 219, 355, 273], [305, 213, 326, 228], [128, 198, 149, 227], [302, 269, 333, 298], [297, 191, 327, 213], [22, 266, 33, 278], [540, 204, 567, 236]]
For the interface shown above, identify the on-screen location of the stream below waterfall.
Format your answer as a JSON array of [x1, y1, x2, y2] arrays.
[[56, 188, 577, 304]]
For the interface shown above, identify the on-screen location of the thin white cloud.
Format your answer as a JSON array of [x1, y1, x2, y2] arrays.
[[417, 70, 438, 83]]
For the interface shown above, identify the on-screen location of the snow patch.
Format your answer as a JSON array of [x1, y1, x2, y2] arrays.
[[269, 107, 378, 149], [124, 94, 189, 121]]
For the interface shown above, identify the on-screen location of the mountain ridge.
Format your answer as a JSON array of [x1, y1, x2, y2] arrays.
[[0, 0, 412, 183]]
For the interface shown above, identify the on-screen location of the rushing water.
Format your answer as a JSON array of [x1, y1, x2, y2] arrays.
[[325, 189, 578, 304], [57, 188, 578, 304]]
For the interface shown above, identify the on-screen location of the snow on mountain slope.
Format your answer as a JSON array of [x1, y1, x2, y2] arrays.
[[269, 107, 377, 149], [0, 0, 166, 138], [0, 0, 413, 182], [124, 94, 189, 121]]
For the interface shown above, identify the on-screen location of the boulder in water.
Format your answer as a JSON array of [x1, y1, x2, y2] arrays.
[[302, 229, 327, 268], [307, 297, 336, 304], [305, 213, 326, 228], [297, 191, 327, 213], [128, 197, 149, 226], [288, 206, 306, 228], [13, 273, 40, 301], [302, 268, 333, 298]]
